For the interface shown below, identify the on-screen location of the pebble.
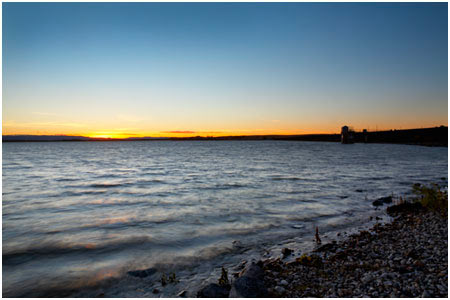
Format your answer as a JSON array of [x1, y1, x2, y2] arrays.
[[177, 290, 188, 297], [279, 280, 288, 286], [274, 286, 285, 294], [422, 290, 431, 298]]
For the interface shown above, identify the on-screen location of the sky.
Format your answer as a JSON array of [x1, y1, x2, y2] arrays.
[[2, 3, 448, 138]]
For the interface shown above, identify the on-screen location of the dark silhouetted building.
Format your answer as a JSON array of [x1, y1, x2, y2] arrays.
[[341, 125, 354, 144]]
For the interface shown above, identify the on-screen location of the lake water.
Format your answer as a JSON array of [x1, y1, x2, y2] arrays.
[[2, 141, 447, 297]]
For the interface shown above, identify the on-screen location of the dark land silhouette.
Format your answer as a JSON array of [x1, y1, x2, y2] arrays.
[[2, 126, 447, 146]]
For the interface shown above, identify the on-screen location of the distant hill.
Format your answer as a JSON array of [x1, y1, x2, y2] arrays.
[[2, 135, 91, 142], [350, 126, 448, 146]]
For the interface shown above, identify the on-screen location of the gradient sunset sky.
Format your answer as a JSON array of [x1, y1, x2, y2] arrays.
[[3, 2, 448, 138]]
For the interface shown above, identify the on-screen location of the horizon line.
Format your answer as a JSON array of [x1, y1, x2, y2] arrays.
[[2, 125, 447, 140]]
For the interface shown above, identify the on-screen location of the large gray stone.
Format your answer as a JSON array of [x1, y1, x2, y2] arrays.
[[229, 262, 267, 298], [197, 283, 230, 298], [127, 267, 157, 278]]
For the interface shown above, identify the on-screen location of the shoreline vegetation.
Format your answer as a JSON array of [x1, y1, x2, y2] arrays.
[[196, 183, 448, 298], [2, 126, 448, 147]]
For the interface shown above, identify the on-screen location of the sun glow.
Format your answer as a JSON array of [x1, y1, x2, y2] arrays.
[[87, 132, 135, 139], [84, 129, 308, 139]]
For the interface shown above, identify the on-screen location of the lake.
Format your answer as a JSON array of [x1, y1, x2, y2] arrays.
[[2, 141, 447, 297]]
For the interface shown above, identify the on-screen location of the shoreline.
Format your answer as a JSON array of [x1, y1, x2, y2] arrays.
[[197, 201, 448, 298]]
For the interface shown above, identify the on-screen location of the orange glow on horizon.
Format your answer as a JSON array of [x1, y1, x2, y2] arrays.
[[4, 122, 447, 139], [82, 129, 318, 139]]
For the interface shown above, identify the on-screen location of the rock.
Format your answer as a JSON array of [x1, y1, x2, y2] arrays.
[[152, 289, 159, 294], [371, 196, 393, 207], [315, 242, 337, 252], [282, 248, 293, 258], [274, 286, 285, 294], [240, 262, 265, 279], [235, 260, 247, 271], [437, 271, 446, 277], [197, 283, 230, 298], [372, 199, 384, 206], [387, 202, 423, 215], [280, 280, 288, 286], [229, 263, 267, 297], [384, 280, 393, 288], [379, 196, 393, 204], [405, 249, 419, 259], [362, 274, 373, 284], [229, 276, 267, 297], [422, 290, 431, 298], [127, 267, 157, 278], [396, 266, 412, 274]]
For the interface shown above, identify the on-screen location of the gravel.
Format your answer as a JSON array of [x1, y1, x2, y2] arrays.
[[260, 207, 448, 297]]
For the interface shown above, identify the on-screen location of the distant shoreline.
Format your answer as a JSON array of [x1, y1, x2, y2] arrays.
[[2, 126, 448, 146]]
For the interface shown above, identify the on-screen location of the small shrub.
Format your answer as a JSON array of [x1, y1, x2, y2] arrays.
[[315, 227, 321, 244], [297, 254, 311, 265], [168, 272, 179, 284], [161, 273, 167, 286], [412, 183, 447, 215], [218, 267, 229, 286], [161, 272, 179, 285], [296, 254, 323, 267]]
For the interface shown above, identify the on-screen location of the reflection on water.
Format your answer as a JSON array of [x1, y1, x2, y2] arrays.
[[2, 141, 448, 297]]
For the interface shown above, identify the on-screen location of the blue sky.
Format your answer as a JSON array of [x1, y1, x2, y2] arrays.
[[3, 3, 448, 137]]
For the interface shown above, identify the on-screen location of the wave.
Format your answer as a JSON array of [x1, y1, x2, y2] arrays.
[[3, 240, 248, 297], [61, 190, 108, 196], [3, 236, 154, 266], [89, 183, 131, 188], [270, 176, 302, 181], [4, 218, 281, 268], [63, 180, 164, 190], [92, 174, 126, 179], [368, 176, 393, 180], [284, 212, 341, 222], [135, 179, 167, 185], [86, 199, 153, 207], [55, 178, 80, 182], [201, 183, 248, 190]]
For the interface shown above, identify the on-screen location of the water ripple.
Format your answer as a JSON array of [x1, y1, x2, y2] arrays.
[[2, 141, 447, 297]]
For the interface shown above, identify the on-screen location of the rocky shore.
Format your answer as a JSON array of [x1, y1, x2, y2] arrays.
[[198, 202, 448, 298]]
